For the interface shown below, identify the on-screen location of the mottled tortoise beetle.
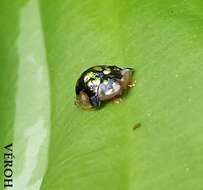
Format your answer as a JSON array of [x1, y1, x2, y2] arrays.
[[75, 65, 135, 109]]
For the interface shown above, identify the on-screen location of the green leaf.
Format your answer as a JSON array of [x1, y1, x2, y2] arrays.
[[1, 0, 203, 190]]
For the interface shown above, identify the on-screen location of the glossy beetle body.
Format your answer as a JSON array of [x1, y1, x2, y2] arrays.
[[75, 65, 135, 109]]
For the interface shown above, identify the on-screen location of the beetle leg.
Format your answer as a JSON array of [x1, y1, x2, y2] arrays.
[[128, 80, 136, 88], [112, 97, 123, 104], [75, 92, 93, 109]]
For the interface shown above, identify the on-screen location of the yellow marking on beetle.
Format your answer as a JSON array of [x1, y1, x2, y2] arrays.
[[92, 78, 101, 86], [87, 80, 94, 87], [94, 66, 103, 71], [84, 72, 96, 82], [87, 79, 100, 93], [103, 68, 111, 75], [84, 75, 90, 82], [103, 79, 108, 85]]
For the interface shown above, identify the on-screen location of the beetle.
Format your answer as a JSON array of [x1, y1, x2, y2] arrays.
[[75, 65, 135, 109]]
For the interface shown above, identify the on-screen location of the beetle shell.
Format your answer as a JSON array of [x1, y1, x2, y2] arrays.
[[75, 65, 134, 109]]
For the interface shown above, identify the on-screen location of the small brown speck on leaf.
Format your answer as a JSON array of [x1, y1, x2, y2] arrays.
[[133, 123, 141, 130]]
